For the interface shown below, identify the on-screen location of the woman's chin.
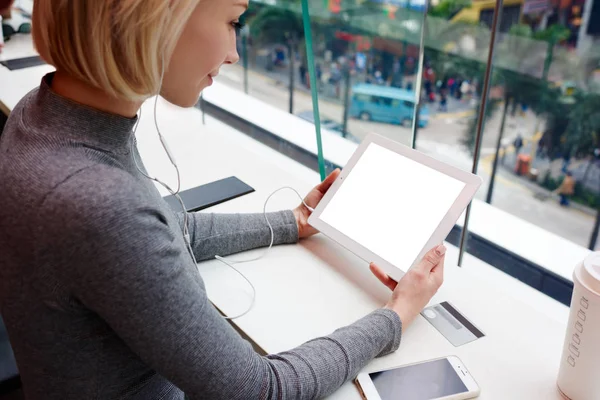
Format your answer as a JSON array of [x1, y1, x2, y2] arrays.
[[161, 87, 204, 109]]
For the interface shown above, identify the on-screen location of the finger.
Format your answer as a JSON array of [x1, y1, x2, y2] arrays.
[[431, 254, 445, 284], [316, 169, 341, 194], [369, 263, 397, 291], [431, 253, 445, 272], [431, 242, 445, 272], [416, 245, 446, 274], [370, 263, 397, 291]]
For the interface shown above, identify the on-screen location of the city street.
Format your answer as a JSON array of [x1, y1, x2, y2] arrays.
[[216, 63, 596, 249]]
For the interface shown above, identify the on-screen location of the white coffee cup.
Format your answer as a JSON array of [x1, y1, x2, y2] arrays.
[[557, 252, 600, 400]]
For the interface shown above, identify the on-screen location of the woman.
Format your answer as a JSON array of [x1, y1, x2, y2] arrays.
[[0, 1, 445, 399]]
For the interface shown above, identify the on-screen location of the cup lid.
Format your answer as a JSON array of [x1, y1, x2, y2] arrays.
[[582, 253, 600, 295]]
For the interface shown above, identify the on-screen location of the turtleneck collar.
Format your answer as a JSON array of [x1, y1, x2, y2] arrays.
[[24, 72, 138, 152]]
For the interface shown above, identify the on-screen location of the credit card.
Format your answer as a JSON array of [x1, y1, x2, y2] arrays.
[[421, 301, 485, 347]]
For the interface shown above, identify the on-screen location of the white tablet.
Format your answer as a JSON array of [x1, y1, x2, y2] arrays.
[[308, 133, 482, 281]]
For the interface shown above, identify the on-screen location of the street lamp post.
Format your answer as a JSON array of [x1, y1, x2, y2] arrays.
[[590, 156, 600, 250], [457, 0, 504, 267], [485, 94, 509, 204], [241, 24, 250, 95], [341, 60, 351, 138], [590, 206, 600, 251], [530, 34, 559, 162], [489, 32, 560, 204], [199, 93, 205, 125], [287, 36, 296, 114]]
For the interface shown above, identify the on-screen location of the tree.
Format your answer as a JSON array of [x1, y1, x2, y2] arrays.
[[466, 22, 599, 203], [250, 5, 305, 114], [523, 24, 571, 156], [428, 0, 472, 19], [460, 24, 570, 153], [453, 24, 547, 202], [483, 25, 557, 203], [459, 57, 499, 154], [531, 83, 599, 161], [562, 92, 600, 158], [328, 1, 386, 137]]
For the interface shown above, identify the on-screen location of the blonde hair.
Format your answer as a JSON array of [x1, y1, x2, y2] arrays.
[[32, 0, 200, 100]]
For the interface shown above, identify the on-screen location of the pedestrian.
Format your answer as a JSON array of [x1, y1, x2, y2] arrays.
[[455, 78, 463, 100], [299, 63, 307, 86], [424, 65, 435, 84], [440, 78, 448, 92], [438, 89, 448, 112], [460, 80, 469, 101], [448, 77, 455, 97], [513, 134, 523, 156], [555, 172, 575, 206], [274, 46, 284, 67], [424, 79, 432, 96], [374, 70, 384, 85], [428, 90, 436, 103], [520, 103, 528, 117], [355, 52, 366, 72]]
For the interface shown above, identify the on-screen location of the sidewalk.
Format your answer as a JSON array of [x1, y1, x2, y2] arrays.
[[490, 142, 597, 217], [501, 163, 596, 216]]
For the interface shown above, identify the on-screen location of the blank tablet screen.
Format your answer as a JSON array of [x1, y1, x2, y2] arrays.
[[319, 143, 466, 270]]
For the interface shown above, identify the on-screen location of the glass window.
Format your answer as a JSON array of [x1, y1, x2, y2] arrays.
[[471, 9, 600, 253], [373, 96, 394, 107], [355, 94, 372, 102], [203, 0, 598, 304]]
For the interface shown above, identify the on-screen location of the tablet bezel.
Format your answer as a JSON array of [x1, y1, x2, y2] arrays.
[[307, 133, 482, 281]]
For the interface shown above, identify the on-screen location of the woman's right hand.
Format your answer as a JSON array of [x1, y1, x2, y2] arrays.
[[370, 245, 446, 329]]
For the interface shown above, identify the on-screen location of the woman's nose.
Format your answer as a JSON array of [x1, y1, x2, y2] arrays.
[[224, 46, 240, 65]]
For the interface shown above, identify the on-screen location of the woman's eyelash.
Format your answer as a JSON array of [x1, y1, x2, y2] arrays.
[[232, 21, 244, 33]]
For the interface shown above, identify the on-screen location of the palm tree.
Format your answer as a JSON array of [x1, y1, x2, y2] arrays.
[[428, 0, 472, 19], [250, 4, 305, 114], [460, 25, 566, 152]]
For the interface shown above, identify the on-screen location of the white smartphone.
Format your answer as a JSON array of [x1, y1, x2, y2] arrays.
[[355, 356, 480, 400]]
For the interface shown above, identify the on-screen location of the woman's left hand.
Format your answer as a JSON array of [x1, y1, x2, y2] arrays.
[[293, 169, 341, 239]]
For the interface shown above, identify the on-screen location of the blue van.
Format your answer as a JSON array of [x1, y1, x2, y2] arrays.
[[349, 84, 429, 128]]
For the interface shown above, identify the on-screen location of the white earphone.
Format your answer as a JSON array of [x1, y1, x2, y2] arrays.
[[130, 51, 313, 320]]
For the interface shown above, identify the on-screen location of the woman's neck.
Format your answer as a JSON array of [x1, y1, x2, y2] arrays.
[[50, 70, 142, 118]]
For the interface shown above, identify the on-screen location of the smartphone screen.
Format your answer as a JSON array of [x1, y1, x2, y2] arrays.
[[368, 358, 468, 400], [163, 176, 254, 213]]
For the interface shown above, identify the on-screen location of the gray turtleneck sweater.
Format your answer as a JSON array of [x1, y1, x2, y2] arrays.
[[0, 73, 402, 400]]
